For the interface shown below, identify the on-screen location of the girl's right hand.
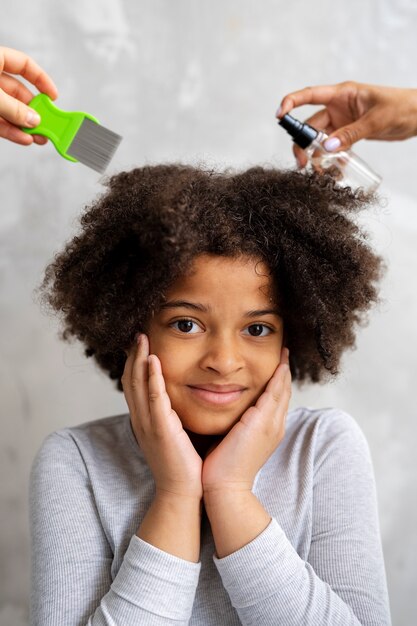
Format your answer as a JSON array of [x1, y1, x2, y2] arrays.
[[122, 333, 204, 500]]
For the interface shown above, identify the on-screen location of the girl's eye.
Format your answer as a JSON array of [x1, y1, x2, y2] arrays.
[[244, 324, 273, 337], [170, 319, 202, 334]]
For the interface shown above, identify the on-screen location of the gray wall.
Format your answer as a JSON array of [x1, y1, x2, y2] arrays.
[[1, 1, 416, 624]]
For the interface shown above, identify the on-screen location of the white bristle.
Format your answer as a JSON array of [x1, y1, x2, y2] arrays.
[[67, 117, 122, 173]]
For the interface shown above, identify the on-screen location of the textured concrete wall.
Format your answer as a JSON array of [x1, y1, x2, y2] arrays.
[[1, 1, 416, 624]]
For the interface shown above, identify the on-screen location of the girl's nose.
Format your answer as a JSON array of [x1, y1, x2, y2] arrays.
[[199, 334, 245, 375]]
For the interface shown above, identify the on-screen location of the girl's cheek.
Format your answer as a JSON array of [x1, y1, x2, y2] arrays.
[[266, 352, 282, 377]]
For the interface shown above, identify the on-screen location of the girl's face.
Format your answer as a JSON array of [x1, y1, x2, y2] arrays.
[[146, 253, 284, 436]]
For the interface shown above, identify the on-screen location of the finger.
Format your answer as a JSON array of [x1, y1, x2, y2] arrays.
[[32, 134, 48, 145], [122, 334, 147, 424], [255, 358, 291, 415], [287, 109, 332, 168], [128, 334, 151, 427], [323, 115, 374, 152], [277, 84, 340, 118], [0, 46, 58, 100], [0, 118, 34, 144], [280, 346, 290, 367], [0, 86, 41, 128], [293, 144, 307, 168], [121, 346, 137, 417], [0, 72, 35, 104], [147, 354, 176, 434], [302, 108, 332, 133]]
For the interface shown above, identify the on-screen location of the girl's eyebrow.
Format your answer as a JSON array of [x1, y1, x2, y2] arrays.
[[159, 300, 281, 318], [159, 300, 200, 312]]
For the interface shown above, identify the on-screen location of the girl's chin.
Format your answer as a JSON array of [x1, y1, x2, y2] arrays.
[[181, 414, 240, 437]]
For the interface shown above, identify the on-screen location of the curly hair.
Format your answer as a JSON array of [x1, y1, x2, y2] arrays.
[[37, 164, 384, 391]]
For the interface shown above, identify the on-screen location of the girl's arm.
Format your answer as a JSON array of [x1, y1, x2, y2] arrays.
[[123, 337, 204, 564], [29, 430, 201, 625], [30, 336, 204, 625], [205, 411, 391, 625]]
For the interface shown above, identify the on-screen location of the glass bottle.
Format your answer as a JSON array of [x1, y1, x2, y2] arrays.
[[278, 113, 381, 193]]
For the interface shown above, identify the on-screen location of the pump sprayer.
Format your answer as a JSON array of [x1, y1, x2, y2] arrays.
[[278, 113, 381, 193]]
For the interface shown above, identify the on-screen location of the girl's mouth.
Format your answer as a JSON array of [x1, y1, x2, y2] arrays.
[[187, 386, 245, 406]]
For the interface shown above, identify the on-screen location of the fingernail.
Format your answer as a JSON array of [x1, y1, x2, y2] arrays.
[[275, 106, 283, 118], [26, 111, 41, 127], [324, 137, 341, 152]]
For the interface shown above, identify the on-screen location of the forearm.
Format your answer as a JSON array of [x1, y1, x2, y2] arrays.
[[203, 414, 391, 625], [137, 491, 202, 563], [203, 492, 369, 624], [203, 489, 271, 558]]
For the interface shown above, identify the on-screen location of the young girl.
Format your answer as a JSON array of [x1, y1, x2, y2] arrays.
[[30, 164, 391, 625]]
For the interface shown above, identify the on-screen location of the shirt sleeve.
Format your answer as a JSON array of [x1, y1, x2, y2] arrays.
[[29, 431, 201, 625], [212, 411, 392, 625]]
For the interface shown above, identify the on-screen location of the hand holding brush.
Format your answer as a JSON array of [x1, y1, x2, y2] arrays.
[[0, 46, 58, 145], [1, 45, 122, 173]]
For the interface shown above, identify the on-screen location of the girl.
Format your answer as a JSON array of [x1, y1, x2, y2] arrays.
[[30, 164, 391, 625]]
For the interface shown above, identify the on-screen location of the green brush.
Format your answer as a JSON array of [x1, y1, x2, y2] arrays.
[[22, 94, 122, 173]]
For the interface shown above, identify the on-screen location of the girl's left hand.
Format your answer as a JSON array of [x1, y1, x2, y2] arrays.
[[201, 347, 291, 495]]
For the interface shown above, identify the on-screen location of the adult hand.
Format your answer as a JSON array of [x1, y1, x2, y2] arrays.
[[276, 81, 417, 167], [0, 46, 58, 145], [122, 333, 204, 500], [201, 347, 291, 495]]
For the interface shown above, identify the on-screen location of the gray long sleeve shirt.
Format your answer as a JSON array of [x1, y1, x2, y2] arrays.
[[29, 407, 391, 625]]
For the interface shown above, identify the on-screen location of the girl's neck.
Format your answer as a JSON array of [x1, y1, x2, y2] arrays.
[[185, 429, 222, 459]]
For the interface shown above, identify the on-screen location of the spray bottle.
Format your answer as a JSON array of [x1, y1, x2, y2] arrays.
[[278, 113, 381, 193]]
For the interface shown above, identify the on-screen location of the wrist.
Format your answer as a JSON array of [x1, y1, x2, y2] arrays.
[[203, 480, 253, 498], [203, 486, 253, 510], [138, 488, 202, 563], [202, 489, 271, 558], [156, 487, 203, 505]]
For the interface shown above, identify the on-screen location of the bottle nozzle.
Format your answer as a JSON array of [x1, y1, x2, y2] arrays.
[[278, 113, 318, 149]]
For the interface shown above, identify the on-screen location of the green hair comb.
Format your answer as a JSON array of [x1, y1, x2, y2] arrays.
[[22, 93, 122, 173]]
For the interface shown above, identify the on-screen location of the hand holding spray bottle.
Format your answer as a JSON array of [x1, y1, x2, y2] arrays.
[[278, 113, 381, 193]]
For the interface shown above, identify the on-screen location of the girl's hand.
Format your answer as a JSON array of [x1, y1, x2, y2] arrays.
[[276, 81, 417, 167], [201, 347, 291, 495], [0, 46, 58, 145], [122, 333, 204, 500]]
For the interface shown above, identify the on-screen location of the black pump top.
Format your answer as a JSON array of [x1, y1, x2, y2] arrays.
[[278, 113, 318, 149]]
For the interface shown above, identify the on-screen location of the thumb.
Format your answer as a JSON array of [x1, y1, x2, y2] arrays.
[[323, 120, 369, 152]]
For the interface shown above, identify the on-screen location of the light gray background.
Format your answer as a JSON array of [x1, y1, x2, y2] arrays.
[[1, 1, 416, 624]]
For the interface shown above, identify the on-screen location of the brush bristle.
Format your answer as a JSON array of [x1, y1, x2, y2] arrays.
[[67, 117, 122, 173]]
